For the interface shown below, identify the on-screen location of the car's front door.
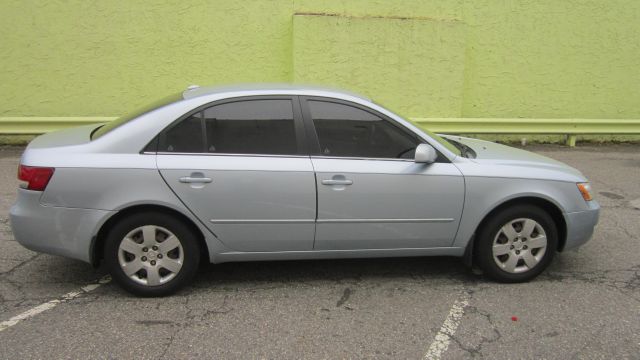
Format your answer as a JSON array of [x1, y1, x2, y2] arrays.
[[156, 96, 316, 252], [301, 97, 465, 250]]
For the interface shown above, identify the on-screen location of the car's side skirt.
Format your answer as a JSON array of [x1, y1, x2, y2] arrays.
[[211, 247, 465, 263], [209, 218, 454, 224]]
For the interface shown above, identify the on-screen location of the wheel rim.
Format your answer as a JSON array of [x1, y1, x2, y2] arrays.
[[492, 218, 547, 274], [117, 225, 184, 286]]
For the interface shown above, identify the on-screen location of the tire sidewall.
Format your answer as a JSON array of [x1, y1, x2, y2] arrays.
[[476, 204, 558, 283], [104, 212, 200, 297]]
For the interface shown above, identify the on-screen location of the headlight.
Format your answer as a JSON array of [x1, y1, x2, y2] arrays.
[[577, 182, 593, 201]]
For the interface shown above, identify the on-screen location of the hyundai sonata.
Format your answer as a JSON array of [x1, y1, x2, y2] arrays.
[[10, 85, 600, 296]]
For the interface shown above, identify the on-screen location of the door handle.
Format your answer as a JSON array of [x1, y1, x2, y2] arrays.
[[321, 179, 353, 186], [179, 176, 212, 184]]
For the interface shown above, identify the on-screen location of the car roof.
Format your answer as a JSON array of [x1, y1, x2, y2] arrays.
[[182, 83, 371, 102]]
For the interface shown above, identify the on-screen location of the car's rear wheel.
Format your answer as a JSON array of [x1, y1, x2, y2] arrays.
[[476, 204, 558, 283], [104, 212, 200, 296]]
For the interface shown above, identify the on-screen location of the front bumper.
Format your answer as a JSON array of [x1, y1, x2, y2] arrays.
[[563, 200, 600, 251], [9, 189, 115, 263]]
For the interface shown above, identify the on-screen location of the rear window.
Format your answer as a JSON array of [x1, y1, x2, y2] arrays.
[[91, 92, 183, 139]]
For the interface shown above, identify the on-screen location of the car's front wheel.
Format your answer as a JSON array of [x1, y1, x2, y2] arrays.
[[476, 204, 558, 283], [104, 212, 200, 296]]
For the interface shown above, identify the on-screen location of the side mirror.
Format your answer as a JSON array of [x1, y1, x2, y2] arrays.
[[414, 143, 437, 164]]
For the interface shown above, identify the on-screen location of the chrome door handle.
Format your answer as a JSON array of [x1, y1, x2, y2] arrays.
[[321, 179, 353, 186], [179, 176, 212, 184]]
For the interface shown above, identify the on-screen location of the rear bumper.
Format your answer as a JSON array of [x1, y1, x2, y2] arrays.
[[9, 189, 115, 263], [563, 201, 600, 251]]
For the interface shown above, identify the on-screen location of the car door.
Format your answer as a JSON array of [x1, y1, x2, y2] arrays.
[[156, 96, 316, 252], [300, 97, 465, 250]]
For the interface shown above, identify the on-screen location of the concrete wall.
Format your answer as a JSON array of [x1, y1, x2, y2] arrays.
[[1, 1, 638, 134]]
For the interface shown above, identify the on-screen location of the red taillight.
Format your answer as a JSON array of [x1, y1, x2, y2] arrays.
[[18, 165, 55, 191]]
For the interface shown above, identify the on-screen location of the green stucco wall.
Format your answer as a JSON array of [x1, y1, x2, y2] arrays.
[[1, 1, 638, 136], [293, 13, 466, 118]]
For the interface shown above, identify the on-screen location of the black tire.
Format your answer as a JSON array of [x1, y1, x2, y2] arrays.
[[104, 212, 200, 297], [475, 204, 558, 283]]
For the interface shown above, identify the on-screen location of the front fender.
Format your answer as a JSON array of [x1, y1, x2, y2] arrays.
[[453, 177, 584, 248]]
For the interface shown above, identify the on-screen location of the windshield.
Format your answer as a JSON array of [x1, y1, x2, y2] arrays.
[[373, 102, 462, 156], [91, 92, 183, 139], [417, 127, 462, 156]]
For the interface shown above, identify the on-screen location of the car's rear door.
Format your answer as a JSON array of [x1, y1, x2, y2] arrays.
[[156, 96, 316, 252], [300, 97, 465, 250]]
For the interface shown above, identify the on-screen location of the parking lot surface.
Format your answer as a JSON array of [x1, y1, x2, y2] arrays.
[[0, 144, 639, 359]]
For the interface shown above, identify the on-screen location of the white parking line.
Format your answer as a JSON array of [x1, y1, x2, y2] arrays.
[[0, 276, 111, 332], [423, 291, 470, 360]]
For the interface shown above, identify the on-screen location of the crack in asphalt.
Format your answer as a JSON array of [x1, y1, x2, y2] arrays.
[[1, 277, 29, 301], [0, 276, 112, 305], [0, 253, 40, 276], [543, 265, 640, 303], [157, 295, 233, 359], [616, 217, 638, 242], [443, 260, 640, 358], [423, 284, 502, 360], [449, 304, 502, 359], [158, 300, 184, 360], [197, 296, 233, 320]]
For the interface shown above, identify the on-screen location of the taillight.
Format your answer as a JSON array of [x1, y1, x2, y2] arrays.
[[18, 165, 55, 191]]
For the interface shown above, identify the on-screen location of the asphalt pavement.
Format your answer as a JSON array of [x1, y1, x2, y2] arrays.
[[0, 144, 638, 359]]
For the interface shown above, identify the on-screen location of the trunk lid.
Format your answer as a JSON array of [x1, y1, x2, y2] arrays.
[[26, 124, 100, 149]]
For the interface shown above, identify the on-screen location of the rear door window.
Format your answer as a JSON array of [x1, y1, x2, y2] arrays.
[[159, 98, 300, 155]]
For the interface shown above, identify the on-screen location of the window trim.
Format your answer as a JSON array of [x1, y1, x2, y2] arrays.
[[153, 152, 309, 159], [299, 96, 449, 162], [147, 95, 307, 156]]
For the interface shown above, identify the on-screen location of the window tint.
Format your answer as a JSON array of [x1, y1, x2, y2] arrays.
[[374, 101, 461, 157], [308, 101, 419, 159], [159, 99, 297, 155], [204, 100, 296, 154], [161, 114, 204, 153]]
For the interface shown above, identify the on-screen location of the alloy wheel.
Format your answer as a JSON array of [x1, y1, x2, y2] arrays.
[[492, 218, 548, 274], [117, 225, 184, 286]]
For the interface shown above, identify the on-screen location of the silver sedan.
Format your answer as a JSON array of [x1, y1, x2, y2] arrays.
[[10, 85, 600, 296]]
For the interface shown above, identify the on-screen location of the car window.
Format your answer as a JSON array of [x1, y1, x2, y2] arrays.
[[161, 113, 204, 153], [159, 99, 297, 155], [308, 100, 419, 159], [373, 100, 462, 157], [92, 92, 183, 140]]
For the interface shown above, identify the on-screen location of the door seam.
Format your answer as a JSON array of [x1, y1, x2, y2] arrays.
[[309, 156, 319, 250]]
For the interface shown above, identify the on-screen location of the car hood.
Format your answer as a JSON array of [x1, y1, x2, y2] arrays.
[[441, 135, 587, 181]]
